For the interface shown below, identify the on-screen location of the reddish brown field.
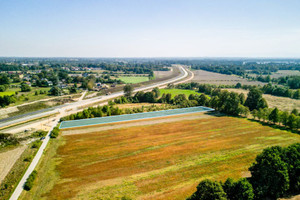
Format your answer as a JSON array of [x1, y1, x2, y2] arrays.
[[22, 115, 300, 200]]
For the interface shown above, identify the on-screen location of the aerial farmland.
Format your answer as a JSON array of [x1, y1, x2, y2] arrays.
[[19, 111, 300, 200]]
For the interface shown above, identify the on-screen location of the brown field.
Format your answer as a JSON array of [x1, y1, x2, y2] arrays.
[[248, 70, 300, 79], [154, 70, 173, 79], [224, 88, 300, 112], [191, 69, 265, 86], [0, 146, 26, 183], [20, 113, 300, 200]]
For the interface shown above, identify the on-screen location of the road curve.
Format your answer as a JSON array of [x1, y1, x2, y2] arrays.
[[1, 66, 189, 129], [9, 65, 191, 200]]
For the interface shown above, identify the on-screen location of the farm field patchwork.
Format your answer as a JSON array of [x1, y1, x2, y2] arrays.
[[190, 69, 264, 86], [20, 114, 300, 200], [119, 76, 149, 84]]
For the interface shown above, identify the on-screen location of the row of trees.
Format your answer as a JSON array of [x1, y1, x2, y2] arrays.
[[255, 75, 300, 89], [174, 83, 300, 132], [60, 104, 176, 121], [187, 143, 300, 200], [262, 83, 300, 99], [252, 107, 300, 130]]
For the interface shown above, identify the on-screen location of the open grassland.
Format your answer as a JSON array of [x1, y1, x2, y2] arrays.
[[224, 88, 300, 112], [159, 88, 200, 98], [191, 69, 264, 86], [119, 76, 149, 84], [0, 90, 17, 97], [21, 114, 300, 200]]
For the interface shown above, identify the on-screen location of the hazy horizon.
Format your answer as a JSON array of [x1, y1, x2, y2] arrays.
[[1, 0, 300, 58]]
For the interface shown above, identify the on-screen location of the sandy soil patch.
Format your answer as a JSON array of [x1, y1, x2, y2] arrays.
[[191, 69, 264, 86], [62, 112, 217, 136], [280, 195, 300, 200], [224, 88, 300, 112], [0, 145, 26, 184]]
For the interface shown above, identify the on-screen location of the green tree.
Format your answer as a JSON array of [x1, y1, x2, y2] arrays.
[[233, 178, 254, 200], [291, 108, 299, 116], [245, 88, 264, 110], [238, 93, 245, 104], [0, 85, 7, 92], [165, 93, 172, 103], [269, 107, 280, 124], [187, 179, 227, 200], [280, 111, 289, 127], [152, 87, 160, 98], [257, 97, 268, 109], [0, 74, 10, 85], [283, 143, 300, 194], [237, 105, 250, 117], [251, 109, 258, 120], [249, 146, 289, 199], [223, 178, 254, 200], [20, 83, 31, 92], [124, 84, 134, 97], [143, 92, 156, 103], [49, 86, 62, 96], [287, 114, 297, 129]]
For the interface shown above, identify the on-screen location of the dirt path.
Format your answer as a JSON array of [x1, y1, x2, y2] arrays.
[[0, 145, 26, 184], [62, 112, 217, 136]]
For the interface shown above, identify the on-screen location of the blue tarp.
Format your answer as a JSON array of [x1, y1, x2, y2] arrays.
[[59, 106, 214, 129]]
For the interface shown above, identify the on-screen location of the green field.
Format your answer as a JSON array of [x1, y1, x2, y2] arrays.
[[119, 76, 149, 84], [159, 88, 200, 98], [0, 91, 16, 97]]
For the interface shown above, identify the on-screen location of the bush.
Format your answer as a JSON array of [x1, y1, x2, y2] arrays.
[[23, 170, 37, 191], [20, 83, 31, 92], [187, 179, 227, 200], [31, 140, 42, 148], [50, 127, 59, 138], [23, 155, 33, 162], [31, 130, 47, 138], [0, 133, 19, 148]]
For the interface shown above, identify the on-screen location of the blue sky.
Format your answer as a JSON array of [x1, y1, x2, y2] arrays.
[[0, 0, 300, 57]]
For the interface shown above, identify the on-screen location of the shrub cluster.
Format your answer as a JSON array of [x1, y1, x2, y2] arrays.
[[0, 133, 19, 148], [50, 127, 59, 138], [23, 170, 37, 191], [31, 140, 42, 149]]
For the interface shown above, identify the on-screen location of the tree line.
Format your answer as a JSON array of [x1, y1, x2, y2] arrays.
[[61, 84, 299, 133], [187, 143, 300, 200], [60, 103, 177, 122]]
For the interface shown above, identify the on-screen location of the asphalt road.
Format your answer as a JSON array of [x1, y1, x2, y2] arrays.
[[1, 66, 189, 128], [8, 65, 192, 200]]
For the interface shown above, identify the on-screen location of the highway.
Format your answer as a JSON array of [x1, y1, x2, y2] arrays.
[[1, 65, 190, 129], [8, 65, 192, 200]]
